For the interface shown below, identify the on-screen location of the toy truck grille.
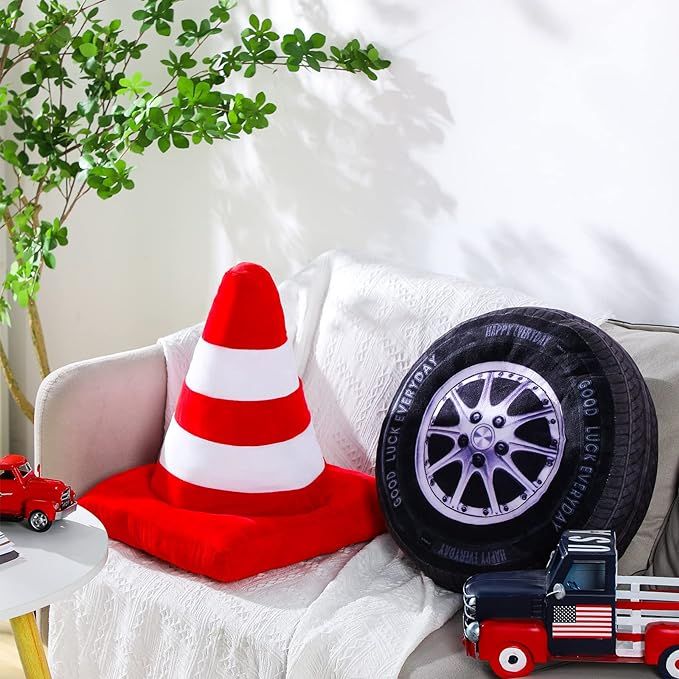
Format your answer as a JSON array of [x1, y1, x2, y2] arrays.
[[615, 575, 679, 658], [60, 488, 71, 508]]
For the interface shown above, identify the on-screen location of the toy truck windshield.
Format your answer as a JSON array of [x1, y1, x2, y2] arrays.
[[546, 530, 617, 593]]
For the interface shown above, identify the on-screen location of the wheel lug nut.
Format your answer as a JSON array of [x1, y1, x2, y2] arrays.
[[503, 505, 509, 511], [471, 453, 485, 467], [494, 441, 508, 455], [458, 434, 469, 448], [470, 411, 482, 424], [461, 505, 467, 512], [492, 416, 505, 428], [521, 493, 527, 500], [483, 508, 489, 516]]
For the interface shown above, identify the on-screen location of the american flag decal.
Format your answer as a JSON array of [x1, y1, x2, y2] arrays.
[[552, 604, 612, 638]]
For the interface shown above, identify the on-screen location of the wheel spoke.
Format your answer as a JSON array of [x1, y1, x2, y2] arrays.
[[508, 406, 554, 428], [427, 426, 462, 440], [477, 373, 494, 410], [479, 466, 500, 514], [497, 455, 536, 492], [448, 388, 472, 422], [451, 463, 475, 506], [496, 380, 530, 412], [508, 438, 557, 458], [427, 448, 464, 475]]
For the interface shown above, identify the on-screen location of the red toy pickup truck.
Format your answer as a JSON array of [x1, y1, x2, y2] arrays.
[[0, 454, 76, 531]]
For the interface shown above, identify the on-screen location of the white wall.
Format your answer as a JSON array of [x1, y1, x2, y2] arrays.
[[8, 0, 679, 454]]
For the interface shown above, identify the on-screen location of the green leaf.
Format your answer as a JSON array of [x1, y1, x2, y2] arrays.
[[177, 76, 193, 98], [148, 107, 165, 126], [156, 19, 171, 36], [158, 136, 171, 152], [43, 252, 56, 269], [310, 33, 326, 48], [172, 133, 189, 149], [78, 42, 98, 58]]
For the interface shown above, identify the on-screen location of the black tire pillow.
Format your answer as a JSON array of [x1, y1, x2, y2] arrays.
[[376, 307, 657, 592]]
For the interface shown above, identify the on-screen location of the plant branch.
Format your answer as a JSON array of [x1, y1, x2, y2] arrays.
[[0, 337, 34, 422], [0, 0, 24, 83], [27, 298, 49, 379]]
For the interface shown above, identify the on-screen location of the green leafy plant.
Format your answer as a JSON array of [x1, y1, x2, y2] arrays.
[[0, 0, 390, 421]]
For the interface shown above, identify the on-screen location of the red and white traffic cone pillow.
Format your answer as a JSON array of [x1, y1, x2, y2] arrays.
[[81, 263, 385, 582], [152, 262, 329, 515]]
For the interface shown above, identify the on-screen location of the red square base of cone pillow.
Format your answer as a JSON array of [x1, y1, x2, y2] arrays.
[[80, 463, 386, 582]]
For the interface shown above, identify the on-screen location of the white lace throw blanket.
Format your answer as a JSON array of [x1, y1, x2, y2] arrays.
[[49, 251, 541, 679]]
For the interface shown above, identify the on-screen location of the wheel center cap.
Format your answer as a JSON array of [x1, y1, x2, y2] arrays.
[[471, 424, 495, 450]]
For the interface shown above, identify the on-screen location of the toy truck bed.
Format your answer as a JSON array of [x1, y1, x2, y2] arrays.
[[616, 576, 679, 659]]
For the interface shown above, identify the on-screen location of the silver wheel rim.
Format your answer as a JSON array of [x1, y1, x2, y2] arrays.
[[415, 361, 565, 524], [31, 512, 48, 529]]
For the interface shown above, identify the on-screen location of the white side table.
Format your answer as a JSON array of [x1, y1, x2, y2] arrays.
[[0, 507, 108, 679]]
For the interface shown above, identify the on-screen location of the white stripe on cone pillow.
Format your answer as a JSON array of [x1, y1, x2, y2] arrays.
[[185, 337, 299, 401]]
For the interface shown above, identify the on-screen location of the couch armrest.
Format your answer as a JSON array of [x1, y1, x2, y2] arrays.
[[34, 343, 167, 496]]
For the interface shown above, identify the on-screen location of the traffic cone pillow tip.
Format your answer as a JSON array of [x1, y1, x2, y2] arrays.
[[80, 261, 385, 582]]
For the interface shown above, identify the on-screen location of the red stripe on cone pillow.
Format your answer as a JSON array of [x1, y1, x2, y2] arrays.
[[174, 380, 311, 446]]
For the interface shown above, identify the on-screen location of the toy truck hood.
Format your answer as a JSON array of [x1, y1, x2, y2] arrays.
[[25, 474, 68, 496], [464, 569, 548, 622]]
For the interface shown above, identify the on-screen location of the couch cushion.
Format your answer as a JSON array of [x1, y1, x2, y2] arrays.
[[603, 320, 679, 576]]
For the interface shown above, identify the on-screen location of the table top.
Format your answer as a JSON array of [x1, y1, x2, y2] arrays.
[[0, 506, 108, 620]]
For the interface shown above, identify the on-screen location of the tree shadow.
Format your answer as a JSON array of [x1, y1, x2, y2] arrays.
[[512, 0, 572, 40], [454, 223, 677, 324], [208, 1, 456, 279]]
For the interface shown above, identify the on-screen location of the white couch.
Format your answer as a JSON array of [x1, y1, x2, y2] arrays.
[[37, 253, 679, 678]]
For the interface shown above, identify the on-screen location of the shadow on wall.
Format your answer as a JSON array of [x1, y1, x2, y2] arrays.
[[210, 1, 455, 279], [455, 224, 677, 323], [513, 0, 572, 39]]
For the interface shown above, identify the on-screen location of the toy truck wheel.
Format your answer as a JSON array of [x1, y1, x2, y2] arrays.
[[28, 510, 52, 532], [658, 646, 679, 679], [488, 643, 534, 678]]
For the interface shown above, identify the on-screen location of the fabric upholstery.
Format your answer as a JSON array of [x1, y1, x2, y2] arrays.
[[603, 320, 679, 576], [35, 343, 166, 496]]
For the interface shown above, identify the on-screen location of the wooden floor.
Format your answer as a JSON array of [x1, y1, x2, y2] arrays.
[[0, 621, 24, 679]]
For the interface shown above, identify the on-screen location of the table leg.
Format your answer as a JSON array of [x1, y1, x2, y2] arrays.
[[10, 612, 51, 679]]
